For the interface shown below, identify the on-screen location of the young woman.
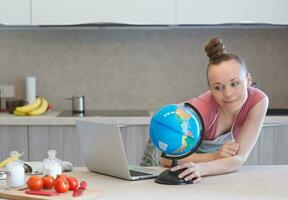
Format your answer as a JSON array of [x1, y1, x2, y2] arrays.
[[161, 37, 269, 183]]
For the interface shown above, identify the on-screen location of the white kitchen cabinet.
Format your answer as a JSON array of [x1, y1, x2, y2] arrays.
[[31, 0, 175, 25], [28, 125, 86, 167], [177, 0, 288, 25], [0, 126, 28, 161], [27, 125, 149, 166], [2, 123, 287, 168], [0, 124, 149, 167], [246, 125, 288, 165], [0, 0, 30, 25]]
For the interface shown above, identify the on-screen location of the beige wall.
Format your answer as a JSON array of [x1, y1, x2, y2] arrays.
[[0, 28, 287, 111]]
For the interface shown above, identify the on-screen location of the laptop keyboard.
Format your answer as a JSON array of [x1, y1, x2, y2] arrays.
[[129, 170, 151, 177]]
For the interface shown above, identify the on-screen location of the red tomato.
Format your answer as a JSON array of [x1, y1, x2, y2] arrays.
[[42, 175, 55, 189], [56, 174, 68, 181], [26, 176, 44, 191], [54, 179, 69, 193], [67, 177, 78, 190]]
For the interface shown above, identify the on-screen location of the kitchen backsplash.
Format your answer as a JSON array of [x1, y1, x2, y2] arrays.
[[0, 28, 287, 110]]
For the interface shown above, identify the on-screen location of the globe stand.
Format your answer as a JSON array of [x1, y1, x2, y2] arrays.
[[155, 157, 193, 185]]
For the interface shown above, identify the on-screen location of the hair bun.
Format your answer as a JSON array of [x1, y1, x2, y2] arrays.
[[204, 37, 228, 60]]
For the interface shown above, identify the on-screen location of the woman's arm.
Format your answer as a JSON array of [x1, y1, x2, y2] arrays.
[[160, 152, 218, 167], [172, 96, 269, 179], [160, 140, 239, 167]]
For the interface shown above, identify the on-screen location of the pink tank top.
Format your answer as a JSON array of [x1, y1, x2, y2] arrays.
[[185, 87, 267, 140]]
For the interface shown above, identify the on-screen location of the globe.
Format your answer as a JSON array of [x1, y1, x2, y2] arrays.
[[149, 103, 204, 185], [150, 103, 203, 157]]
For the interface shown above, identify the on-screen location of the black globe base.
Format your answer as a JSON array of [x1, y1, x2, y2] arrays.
[[155, 168, 193, 185]]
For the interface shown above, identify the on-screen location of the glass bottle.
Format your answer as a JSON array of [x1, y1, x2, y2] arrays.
[[6, 151, 25, 188], [42, 150, 62, 178]]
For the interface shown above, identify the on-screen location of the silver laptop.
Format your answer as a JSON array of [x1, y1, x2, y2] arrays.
[[75, 120, 160, 180]]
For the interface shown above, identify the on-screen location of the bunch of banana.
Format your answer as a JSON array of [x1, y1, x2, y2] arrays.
[[14, 97, 49, 116], [0, 152, 24, 168]]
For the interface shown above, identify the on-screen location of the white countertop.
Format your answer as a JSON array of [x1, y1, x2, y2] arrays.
[[1, 166, 287, 200], [0, 111, 288, 126], [0, 111, 151, 125]]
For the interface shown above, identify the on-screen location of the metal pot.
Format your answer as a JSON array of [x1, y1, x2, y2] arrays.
[[6, 99, 26, 113], [66, 96, 85, 113]]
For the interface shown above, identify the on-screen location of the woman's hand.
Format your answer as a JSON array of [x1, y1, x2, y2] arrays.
[[216, 141, 239, 159], [170, 162, 202, 183]]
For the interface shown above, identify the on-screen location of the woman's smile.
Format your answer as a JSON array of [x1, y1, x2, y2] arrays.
[[223, 99, 238, 104]]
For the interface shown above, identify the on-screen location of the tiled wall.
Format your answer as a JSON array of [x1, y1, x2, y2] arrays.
[[0, 28, 287, 110]]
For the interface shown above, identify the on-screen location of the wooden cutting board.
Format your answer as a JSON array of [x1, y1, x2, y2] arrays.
[[0, 188, 103, 200]]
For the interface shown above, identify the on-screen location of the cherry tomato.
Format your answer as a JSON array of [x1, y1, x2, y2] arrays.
[[46, 103, 52, 111], [67, 177, 79, 191], [79, 181, 87, 189], [42, 175, 55, 189], [54, 179, 69, 193], [26, 176, 44, 191]]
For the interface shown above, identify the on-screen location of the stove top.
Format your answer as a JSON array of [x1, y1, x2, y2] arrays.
[[266, 108, 288, 116], [57, 110, 151, 117]]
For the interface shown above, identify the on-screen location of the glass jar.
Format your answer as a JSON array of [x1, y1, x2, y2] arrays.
[[42, 150, 62, 178], [5, 151, 25, 188]]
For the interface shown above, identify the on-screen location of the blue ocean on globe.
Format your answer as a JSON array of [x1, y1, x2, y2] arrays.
[[149, 104, 203, 156]]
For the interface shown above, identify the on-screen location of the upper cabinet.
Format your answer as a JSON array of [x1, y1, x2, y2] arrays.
[[0, 0, 30, 25], [1, 0, 287, 26], [31, 0, 175, 25], [176, 0, 288, 25]]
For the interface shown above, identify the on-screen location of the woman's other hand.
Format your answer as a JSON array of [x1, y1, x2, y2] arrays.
[[170, 162, 202, 183], [216, 141, 239, 159]]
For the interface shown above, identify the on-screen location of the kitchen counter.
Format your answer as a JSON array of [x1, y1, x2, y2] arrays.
[[0, 111, 151, 125], [0, 111, 288, 126], [1, 166, 287, 200]]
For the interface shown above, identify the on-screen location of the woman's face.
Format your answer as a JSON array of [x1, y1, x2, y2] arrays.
[[207, 59, 251, 114]]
